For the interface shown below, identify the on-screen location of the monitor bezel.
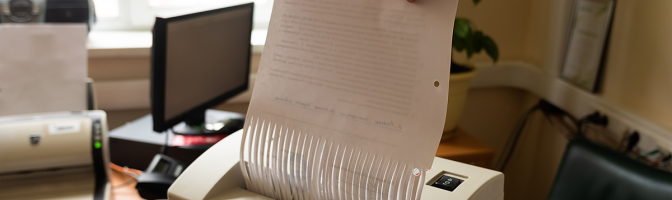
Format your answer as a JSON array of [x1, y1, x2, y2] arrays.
[[151, 3, 253, 133]]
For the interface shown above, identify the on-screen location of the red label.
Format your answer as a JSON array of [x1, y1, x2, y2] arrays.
[[173, 135, 227, 146]]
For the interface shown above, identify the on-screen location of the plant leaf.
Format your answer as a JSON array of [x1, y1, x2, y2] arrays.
[[453, 35, 466, 51], [454, 18, 471, 39], [473, 0, 482, 5], [482, 35, 499, 62], [465, 33, 475, 59], [473, 31, 484, 53]]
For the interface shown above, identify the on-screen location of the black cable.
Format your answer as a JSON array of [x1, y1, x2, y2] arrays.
[[495, 104, 539, 172], [576, 112, 608, 138], [160, 129, 171, 155], [495, 99, 623, 172], [496, 99, 585, 172], [624, 131, 640, 154], [662, 155, 671, 163], [539, 100, 580, 136]]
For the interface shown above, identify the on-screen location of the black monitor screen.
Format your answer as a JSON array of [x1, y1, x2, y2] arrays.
[[151, 3, 253, 132]]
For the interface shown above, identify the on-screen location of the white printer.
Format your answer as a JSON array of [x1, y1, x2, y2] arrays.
[[168, 130, 504, 200], [0, 110, 112, 200]]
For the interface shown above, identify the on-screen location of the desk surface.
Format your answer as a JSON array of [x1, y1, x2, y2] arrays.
[[435, 128, 495, 168]]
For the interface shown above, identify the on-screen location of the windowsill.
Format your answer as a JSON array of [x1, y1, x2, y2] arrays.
[[87, 29, 267, 58]]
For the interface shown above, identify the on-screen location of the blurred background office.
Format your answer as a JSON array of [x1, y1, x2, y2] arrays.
[[4, 0, 671, 199]]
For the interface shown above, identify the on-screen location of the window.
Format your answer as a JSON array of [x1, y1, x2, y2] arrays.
[[93, 0, 119, 18], [92, 0, 273, 31]]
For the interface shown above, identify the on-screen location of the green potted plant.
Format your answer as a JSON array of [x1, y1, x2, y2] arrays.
[[443, 0, 499, 139]]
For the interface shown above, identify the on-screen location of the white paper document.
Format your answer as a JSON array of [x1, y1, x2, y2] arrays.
[[0, 25, 88, 116], [240, 0, 458, 199]]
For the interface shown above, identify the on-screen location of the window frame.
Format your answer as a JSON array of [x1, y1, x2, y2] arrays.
[[92, 0, 273, 31]]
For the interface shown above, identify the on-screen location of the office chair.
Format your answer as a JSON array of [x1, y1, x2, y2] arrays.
[[548, 139, 672, 200]]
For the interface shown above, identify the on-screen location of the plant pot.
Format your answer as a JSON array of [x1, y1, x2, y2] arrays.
[[442, 63, 477, 140]]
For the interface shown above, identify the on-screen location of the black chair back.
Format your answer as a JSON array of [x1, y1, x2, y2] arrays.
[[548, 140, 672, 200]]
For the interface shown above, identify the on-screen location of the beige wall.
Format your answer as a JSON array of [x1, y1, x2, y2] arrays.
[[601, 0, 672, 132], [89, 57, 150, 81], [523, 0, 553, 68], [458, 88, 538, 162]]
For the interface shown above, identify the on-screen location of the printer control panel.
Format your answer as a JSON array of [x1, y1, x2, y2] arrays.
[[430, 175, 464, 192]]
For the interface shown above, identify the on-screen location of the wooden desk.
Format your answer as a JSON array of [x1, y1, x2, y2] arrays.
[[435, 128, 495, 169]]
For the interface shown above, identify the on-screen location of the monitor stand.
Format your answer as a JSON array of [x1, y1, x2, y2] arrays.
[[171, 109, 245, 135]]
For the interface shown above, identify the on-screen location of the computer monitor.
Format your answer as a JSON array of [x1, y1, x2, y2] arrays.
[[150, 3, 253, 134]]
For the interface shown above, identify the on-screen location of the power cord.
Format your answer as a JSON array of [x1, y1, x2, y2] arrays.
[[539, 100, 580, 139], [159, 129, 172, 155], [577, 112, 609, 138], [623, 131, 640, 154], [494, 103, 539, 172], [496, 100, 582, 172]]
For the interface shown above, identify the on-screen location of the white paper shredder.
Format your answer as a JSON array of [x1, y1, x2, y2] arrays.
[[0, 111, 112, 200], [168, 130, 504, 200]]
